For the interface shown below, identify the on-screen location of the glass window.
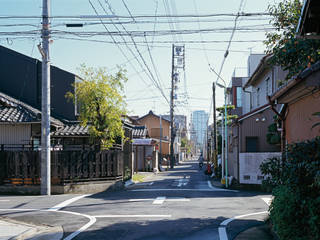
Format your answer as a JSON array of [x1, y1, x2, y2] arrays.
[[236, 87, 242, 107]]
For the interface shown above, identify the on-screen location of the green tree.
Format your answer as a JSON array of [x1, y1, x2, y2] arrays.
[[264, 0, 320, 80], [181, 137, 192, 154], [266, 115, 281, 145], [66, 64, 128, 149]]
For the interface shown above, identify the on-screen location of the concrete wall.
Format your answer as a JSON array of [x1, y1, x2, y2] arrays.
[[239, 152, 281, 184]]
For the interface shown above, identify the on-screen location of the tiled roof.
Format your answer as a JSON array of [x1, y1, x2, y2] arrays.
[[0, 91, 63, 126], [53, 124, 89, 136], [132, 125, 148, 138]]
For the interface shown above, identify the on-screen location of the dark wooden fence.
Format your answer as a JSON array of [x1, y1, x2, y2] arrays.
[[0, 150, 124, 185]]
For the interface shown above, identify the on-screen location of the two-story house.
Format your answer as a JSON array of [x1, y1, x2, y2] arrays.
[[226, 54, 286, 184]]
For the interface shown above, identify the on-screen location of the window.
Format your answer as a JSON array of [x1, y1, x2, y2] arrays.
[[266, 77, 270, 96], [236, 87, 242, 107], [256, 88, 260, 107], [246, 137, 258, 152]]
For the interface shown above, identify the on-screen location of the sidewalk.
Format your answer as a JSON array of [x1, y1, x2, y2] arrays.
[[0, 217, 63, 240]]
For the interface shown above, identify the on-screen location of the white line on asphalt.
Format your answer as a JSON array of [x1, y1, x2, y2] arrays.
[[48, 195, 91, 211], [58, 210, 96, 240], [177, 179, 183, 187], [0, 200, 10, 202], [131, 188, 235, 192], [207, 180, 239, 192], [93, 214, 172, 218], [166, 198, 190, 202], [218, 211, 268, 240], [129, 198, 152, 202], [261, 197, 272, 206], [153, 196, 166, 204], [0, 208, 96, 240]]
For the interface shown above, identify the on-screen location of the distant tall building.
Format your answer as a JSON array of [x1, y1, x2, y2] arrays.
[[191, 110, 209, 146]]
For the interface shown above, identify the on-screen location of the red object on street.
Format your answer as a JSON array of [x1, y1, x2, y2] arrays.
[[207, 164, 212, 174]]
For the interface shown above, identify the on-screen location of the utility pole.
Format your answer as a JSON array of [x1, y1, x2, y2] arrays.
[[170, 45, 175, 169], [170, 44, 185, 169], [212, 82, 217, 172], [40, 0, 51, 195], [159, 115, 162, 169]]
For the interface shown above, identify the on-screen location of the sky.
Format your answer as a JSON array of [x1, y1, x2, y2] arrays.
[[0, 0, 280, 124]]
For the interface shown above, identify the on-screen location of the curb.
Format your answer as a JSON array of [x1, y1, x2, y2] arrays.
[[13, 225, 63, 240], [0, 217, 63, 240]]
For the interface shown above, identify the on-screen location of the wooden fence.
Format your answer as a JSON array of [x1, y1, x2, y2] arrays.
[[0, 150, 124, 185]]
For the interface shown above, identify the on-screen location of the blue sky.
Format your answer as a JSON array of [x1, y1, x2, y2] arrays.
[[0, 0, 280, 123]]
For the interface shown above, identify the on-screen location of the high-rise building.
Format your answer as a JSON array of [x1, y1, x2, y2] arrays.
[[191, 110, 209, 146]]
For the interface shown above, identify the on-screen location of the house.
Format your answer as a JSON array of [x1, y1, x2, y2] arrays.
[[0, 46, 134, 192], [0, 45, 78, 121], [270, 63, 320, 144], [265, 0, 320, 144], [162, 114, 187, 162], [137, 110, 171, 156], [0, 91, 63, 150], [226, 54, 286, 184]]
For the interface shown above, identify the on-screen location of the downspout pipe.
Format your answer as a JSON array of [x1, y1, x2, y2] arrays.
[[267, 96, 286, 153]]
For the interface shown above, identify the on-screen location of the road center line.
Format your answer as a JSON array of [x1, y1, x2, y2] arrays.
[[49, 194, 91, 211], [153, 197, 166, 204]]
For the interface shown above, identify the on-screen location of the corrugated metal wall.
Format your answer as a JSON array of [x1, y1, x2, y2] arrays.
[[0, 124, 31, 145], [286, 93, 320, 143], [239, 108, 280, 153]]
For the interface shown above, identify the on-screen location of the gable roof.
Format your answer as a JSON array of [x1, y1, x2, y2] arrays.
[[243, 54, 272, 89], [137, 110, 171, 123], [270, 60, 320, 103], [0, 91, 63, 126], [52, 123, 89, 137]]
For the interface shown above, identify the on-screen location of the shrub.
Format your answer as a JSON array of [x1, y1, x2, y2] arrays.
[[260, 137, 320, 239]]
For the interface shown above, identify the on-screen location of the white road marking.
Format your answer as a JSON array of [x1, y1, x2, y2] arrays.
[[131, 188, 233, 192], [166, 198, 190, 202], [219, 211, 268, 240], [135, 182, 154, 186], [93, 214, 171, 218], [129, 198, 153, 202], [0, 208, 96, 240], [48, 195, 91, 211], [0, 200, 10, 202], [207, 180, 239, 192], [153, 196, 166, 204], [262, 197, 272, 206]]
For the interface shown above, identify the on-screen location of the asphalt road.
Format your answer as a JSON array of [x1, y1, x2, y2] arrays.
[[0, 158, 271, 240]]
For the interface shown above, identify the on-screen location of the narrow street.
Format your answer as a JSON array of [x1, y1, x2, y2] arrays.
[[0, 158, 271, 240]]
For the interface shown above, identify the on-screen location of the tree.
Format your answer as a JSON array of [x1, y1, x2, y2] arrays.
[[264, 0, 320, 80], [66, 64, 127, 149]]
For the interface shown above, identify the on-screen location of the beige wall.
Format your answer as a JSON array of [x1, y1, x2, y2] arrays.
[[139, 115, 171, 155], [286, 93, 320, 144], [139, 115, 170, 139]]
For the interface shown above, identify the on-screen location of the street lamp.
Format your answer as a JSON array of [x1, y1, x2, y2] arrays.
[[209, 66, 229, 188]]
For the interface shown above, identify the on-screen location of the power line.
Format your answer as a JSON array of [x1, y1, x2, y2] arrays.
[[0, 12, 271, 19], [103, 0, 169, 104]]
